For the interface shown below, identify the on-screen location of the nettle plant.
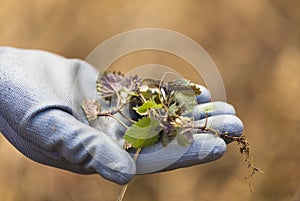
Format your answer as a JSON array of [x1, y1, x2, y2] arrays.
[[82, 71, 261, 200]]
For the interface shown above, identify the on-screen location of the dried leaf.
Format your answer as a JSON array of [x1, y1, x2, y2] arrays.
[[168, 78, 201, 96], [96, 71, 125, 100], [81, 99, 101, 121], [96, 71, 142, 103]]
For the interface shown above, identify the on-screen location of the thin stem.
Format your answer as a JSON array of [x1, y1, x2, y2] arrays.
[[149, 108, 161, 119], [180, 127, 194, 135], [112, 116, 129, 129], [219, 134, 247, 146], [106, 80, 121, 108], [97, 111, 129, 129], [158, 87, 168, 111], [117, 148, 142, 201], [133, 147, 142, 161], [136, 86, 146, 103], [203, 112, 209, 130], [119, 111, 137, 124], [117, 185, 129, 201], [156, 75, 168, 111]]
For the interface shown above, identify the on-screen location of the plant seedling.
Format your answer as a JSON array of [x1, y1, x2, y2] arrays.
[[82, 71, 262, 200]]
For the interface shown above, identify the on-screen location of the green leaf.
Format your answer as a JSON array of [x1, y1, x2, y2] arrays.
[[140, 89, 159, 101], [133, 100, 162, 115], [167, 103, 178, 116], [177, 131, 193, 146], [124, 117, 163, 148], [176, 134, 190, 146], [162, 133, 170, 147], [174, 91, 197, 113]]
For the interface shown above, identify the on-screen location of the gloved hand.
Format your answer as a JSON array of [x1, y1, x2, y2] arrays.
[[0, 47, 243, 185]]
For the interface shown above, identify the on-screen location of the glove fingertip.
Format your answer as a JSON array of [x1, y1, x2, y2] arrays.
[[90, 146, 136, 185], [98, 165, 135, 185], [193, 134, 226, 161], [196, 85, 211, 104]]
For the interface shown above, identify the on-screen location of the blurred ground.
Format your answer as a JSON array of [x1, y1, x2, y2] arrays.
[[0, 0, 299, 200]]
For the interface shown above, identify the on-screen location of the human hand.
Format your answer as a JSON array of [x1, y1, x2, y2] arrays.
[[0, 47, 243, 184]]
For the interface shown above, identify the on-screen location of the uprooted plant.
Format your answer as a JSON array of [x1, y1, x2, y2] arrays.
[[81, 71, 262, 201]]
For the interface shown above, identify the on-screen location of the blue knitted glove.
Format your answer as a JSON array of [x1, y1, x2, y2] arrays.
[[0, 47, 243, 184]]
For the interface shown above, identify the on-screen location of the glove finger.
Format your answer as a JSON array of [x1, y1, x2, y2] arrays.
[[193, 114, 244, 140], [21, 108, 136, 185], [134, 134, 226, 174], [191, 101, 236, 120], [195, 84, 211, 104]]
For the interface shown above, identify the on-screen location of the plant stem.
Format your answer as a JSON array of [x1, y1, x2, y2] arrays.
[[117, 185, 129, 201], [119, 111, 137, 124], [133, 147, 142, 161], [116, 148, 142, 201], [111, 115, 129, 129]]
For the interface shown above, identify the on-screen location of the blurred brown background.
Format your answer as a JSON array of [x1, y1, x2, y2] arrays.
[[0, 0, 299, 200]]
